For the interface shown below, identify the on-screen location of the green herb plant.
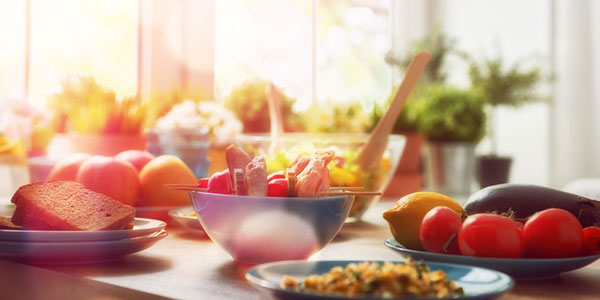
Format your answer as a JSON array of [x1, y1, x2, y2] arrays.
[[383, 27, 457, 132], [466, 55, 548, 154], [416, 84, 486, 143]]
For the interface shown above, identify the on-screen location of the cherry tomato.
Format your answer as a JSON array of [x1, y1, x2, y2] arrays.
[[267, 171, 286, 182], [419, 206, 462, 255], [580, 226, 600, 256], [458, 213, 524, 258], [523, 208, 582, 258], [198, 178, 209, 188], [207, 169, 233, 194], [268, 178, 288, 197]]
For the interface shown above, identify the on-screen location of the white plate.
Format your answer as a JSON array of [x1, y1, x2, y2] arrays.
[[0, 230, 167, 264], [168, 206, 205, 232], [0, 218, 166, 242]]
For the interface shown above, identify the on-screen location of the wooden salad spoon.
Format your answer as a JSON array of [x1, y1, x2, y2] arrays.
[[356, 51, 431, 171]]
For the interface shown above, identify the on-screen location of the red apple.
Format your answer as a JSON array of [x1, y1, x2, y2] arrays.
[[115, 150, 155, 172], [76, 155, 139, 206], [47, 153, 92, 182]]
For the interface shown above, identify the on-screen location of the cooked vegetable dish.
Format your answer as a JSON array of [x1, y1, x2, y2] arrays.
[[281, 258, 464, 298]]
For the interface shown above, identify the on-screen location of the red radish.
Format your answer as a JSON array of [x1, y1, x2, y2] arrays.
[[267, 171, 286, 182], [268, 179, 288, 197], [198, 178, 209, 188], [208, 169, 233, 194]]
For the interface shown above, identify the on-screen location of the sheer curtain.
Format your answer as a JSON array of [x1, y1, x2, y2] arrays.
[[550, 0, 600, 188]]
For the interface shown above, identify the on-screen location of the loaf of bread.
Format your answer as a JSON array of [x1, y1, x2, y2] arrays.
[[11, 181, 135, 231]]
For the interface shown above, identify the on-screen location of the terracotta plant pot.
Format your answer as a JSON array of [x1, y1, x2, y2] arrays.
[[383, 131, 424, 198], [47, 133, 147, 159]]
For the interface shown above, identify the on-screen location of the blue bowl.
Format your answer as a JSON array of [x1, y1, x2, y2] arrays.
[[189, 191, 354, 264]]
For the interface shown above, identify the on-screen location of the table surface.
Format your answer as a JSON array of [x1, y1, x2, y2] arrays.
[[1, 201, 599, 300]]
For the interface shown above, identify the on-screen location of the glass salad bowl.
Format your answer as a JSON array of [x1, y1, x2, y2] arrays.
[[236, 133, 405, 221]]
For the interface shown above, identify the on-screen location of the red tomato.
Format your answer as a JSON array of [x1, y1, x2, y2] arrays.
[[580, 226, 600, 256], [267, 171, 286, 182], [207, 169, 233, 194], [515, 221, 524, 231], [419, 206, 462, 254], [198, 178, 209, 188], [268, 178, 288, 197], [458, 214, 524, 258], [523, 208, 582, 258]]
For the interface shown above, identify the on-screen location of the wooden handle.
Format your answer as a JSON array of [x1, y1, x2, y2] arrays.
[[356, 51, 431, 171]]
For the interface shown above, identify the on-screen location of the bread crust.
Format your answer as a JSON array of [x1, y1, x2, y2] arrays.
[[11, 181, 135, 231]]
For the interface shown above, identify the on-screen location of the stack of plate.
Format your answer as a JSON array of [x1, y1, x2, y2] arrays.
[[0, 218, 167, 264]]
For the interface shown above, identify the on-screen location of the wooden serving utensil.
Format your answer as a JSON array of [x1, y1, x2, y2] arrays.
[[266, 82, 285, 155], [356, 51, 431, 171]]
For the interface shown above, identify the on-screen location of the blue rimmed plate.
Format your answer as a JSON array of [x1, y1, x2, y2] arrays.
[[246, 260, 513, 300], [385, 237, 600, 280]]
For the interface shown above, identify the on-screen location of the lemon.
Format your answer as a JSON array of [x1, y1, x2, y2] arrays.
[[383, 192, 463, 250]]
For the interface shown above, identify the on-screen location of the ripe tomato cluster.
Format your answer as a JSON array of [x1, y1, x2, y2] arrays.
[[197, 170, 291, 197], [419, 207, 600, 258]]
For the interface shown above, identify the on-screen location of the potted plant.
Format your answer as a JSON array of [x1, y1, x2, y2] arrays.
[[467, 55, 547, 188], [46, 76, 148, 158], [381, 28, 457, 197], [223, 79, 304, 133], [416, 84, 486, 197]]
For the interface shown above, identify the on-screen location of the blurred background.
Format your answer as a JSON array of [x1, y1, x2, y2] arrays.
[[0, 0, 598, 201]]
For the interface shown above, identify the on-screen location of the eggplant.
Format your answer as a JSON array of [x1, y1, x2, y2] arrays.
[[464, 183, 600, 227]]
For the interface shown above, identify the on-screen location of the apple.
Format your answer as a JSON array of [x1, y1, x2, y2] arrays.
[[115, 150, 156, 172], [47, 153, 92, 182], [76, 155, 139, 206]]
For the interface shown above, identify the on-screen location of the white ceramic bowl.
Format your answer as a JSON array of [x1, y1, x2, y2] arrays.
[[189, 191, 354, 263]]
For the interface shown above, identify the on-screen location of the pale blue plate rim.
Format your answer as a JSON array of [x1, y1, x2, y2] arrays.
[[246, 259, 514, 300], [384, 237, 600, 280]]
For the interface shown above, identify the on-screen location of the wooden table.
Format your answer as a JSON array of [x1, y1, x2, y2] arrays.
[[1, 201, 599, 300]]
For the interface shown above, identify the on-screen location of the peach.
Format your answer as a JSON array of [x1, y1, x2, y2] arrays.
[[139, 155, 197, 206], [115, 150, 156, 172], [47, 153, 92, 182], [76, 155, 139, 206]]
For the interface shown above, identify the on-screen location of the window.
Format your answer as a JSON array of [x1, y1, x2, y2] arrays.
[[28, 0, 137, 106], [0, 0, 26, 99], [215, 0, 391, 110]]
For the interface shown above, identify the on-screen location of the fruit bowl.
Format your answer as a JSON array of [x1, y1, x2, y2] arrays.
[[188, 191, 354, 263], [236, 133, 405, 221]]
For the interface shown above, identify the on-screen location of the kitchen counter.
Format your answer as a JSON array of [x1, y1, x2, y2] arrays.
[[0, 201, 599, 300]]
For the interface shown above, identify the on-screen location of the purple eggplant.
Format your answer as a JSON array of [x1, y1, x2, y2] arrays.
[[464, 183, 600, 227]]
